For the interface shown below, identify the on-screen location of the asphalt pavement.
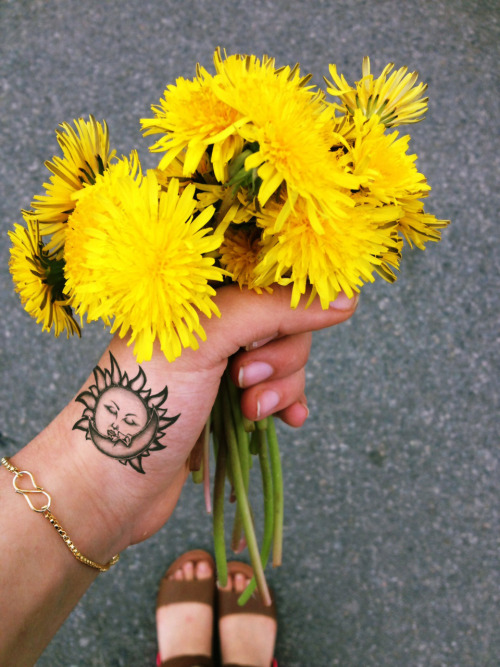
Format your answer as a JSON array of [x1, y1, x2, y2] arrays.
[[0, 1, 499, 665]]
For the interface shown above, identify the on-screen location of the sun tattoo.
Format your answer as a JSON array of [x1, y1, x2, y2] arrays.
[[73, 353, 180, 473]]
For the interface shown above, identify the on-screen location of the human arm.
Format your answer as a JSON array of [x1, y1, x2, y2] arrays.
[[0, 285, 357, 666]]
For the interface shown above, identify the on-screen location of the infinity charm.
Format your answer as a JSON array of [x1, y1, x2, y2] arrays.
[[12, 470, 52, 513]]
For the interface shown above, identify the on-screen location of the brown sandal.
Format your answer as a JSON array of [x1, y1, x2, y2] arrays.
[[218, 561, 278, 667], [156, 549, 216, 667]]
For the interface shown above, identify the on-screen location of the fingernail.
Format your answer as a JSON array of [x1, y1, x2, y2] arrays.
[[244, 334, 278, 351], [330, 292, 359, 310], [238, 361, 274, 388], [256, 390, 280, 419]]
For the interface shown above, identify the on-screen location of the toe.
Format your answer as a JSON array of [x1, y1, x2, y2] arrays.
[[234, 572, 248, 593], [196, 559, 213, 580], [182, 560, 195, 580]]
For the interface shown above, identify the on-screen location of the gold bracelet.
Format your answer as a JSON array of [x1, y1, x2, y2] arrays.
[[1, 456, 119, 572]]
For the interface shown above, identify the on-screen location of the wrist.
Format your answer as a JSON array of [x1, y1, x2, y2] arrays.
[[9, 333, 224, 564], [11, 376, 196, 560], [9, 420, 126, 567]]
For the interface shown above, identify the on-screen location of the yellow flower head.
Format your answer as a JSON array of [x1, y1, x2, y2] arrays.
[[28, 116, 115, 251], [141, 65, 245, 182], [63, 153, 143, 324], [345, 112, 449, 249], [348, 111, 429, 205], [64, 171, 225, 362], [326, 56, 428, 127], [213, 50, 360, 222], [254, 196, 403, 308], [9, 215, 80, 338], [397, 196, 449, 250], [219, 225, 271, 293], [74, 149, 143, 201]]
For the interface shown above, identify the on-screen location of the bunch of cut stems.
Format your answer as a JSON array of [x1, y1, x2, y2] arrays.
[[193, 369, 284, 607]]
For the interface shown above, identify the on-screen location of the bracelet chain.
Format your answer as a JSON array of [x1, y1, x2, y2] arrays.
[[1, 456, 119, 572]]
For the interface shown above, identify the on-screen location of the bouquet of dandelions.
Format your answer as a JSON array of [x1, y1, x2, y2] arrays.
[[9, 50, 448, 605]]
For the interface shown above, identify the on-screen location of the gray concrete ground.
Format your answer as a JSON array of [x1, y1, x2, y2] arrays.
[[1, 1, 499, 665]]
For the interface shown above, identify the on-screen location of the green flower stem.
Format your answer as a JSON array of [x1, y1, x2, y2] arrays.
[[226, 375, 251, 481], [202, 417, 212, 513], [212, 391, 228, 585], [266, 416, 284, 567], [257, 425, 274, 563], [249, 429, 259, 455], [213, 425, 228, 588], [242, 415, 256, 433], [238, 424, 274, 605], [221, 386, 272, 607], [211, 393, 222, 460], [226, 375, 251, 552]]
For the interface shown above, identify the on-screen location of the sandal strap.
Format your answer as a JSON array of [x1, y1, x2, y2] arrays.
[[218, 588, 277, 619], [217, 561, 277, 620], [157, 549, 215, 609], [158, 577, 215, 607], [160, 655, 214, 667]]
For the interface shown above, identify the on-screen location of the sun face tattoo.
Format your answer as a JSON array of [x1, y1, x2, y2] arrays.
[[73, 353, 180, 473]]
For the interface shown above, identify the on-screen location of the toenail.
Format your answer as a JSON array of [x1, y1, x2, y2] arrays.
[[196, 560, 211, 577]]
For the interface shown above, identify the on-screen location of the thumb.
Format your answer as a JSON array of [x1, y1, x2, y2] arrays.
[[198, 284, 359, 364]]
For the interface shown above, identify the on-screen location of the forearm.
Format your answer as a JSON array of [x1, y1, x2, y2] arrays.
[[0, 349, 196, 665], [0, 429, 103, 666], [0, 417, 190, 666]]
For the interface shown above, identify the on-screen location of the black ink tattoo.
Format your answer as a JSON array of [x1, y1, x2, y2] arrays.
[[73, 353, 180, 473]]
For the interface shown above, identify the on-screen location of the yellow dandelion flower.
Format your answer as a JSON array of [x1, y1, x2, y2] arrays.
[[8, 215, 80, 338], [155, 159, 185, 185], [345, 112, 449, 249], [153, 149, 213, 188], [326, 56, 428, 127], [196, 183, 256, 239], [397, 196, 449, 250], [212, 49, 317, 120], [74, 149, 143, 201], [254, 197, 402, 308], [348, 111, 429, 205], [141, 67, 245, 182], [195, 183, 229, 211], [213, 50, 360, 225], [219, 226, 272, 293], [64, 153, 143, 323], [28, 116, 115, 251], [65, 171, 225, 363]]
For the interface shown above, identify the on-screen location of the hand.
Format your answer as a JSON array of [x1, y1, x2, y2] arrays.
[[229, 331, 312, 427], [18, 285, 358, 559]]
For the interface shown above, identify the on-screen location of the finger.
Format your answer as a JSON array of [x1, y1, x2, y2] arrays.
[[229, 332, 312, 389], [197, 284, 359, 367], [276, 396, 309, 428], [239, 368, 306, 422]]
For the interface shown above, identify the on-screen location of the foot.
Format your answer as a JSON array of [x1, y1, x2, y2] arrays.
[[218, 568, 277, 667], [156, 554, 214, 664]]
